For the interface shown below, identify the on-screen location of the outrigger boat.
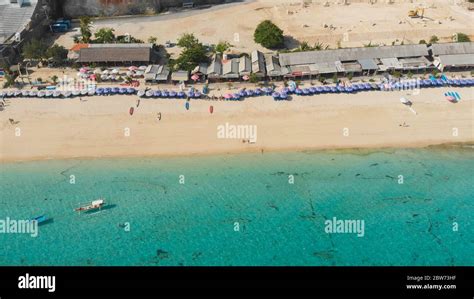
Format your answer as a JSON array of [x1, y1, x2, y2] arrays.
[[30, 215, 48, 224], [74, 199, 106, 213]]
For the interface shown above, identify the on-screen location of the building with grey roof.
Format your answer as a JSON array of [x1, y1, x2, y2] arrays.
[[251, 50, 266, 78], [222, 58, 239, 79], [431, 42, 474, 71], [144, 64, 170, 82], [0, 0, 46, 65], [207, 55, 222, 80], [239, 55, 251, 76], [78, 44, 156, 64]]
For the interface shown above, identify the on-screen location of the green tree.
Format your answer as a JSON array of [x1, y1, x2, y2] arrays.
[[313, 41, 329, 51], [175, 44, 209, 71], [214, 41, 232, 54], [147, 36, 158, 44], [429, 35, 439, 44], [254, 20, 284, 49], [46, 45, 68, 64], [51, 75, 58, 84], [177, 33, 200, 49], [79, 16, 92, 43], [249, 73, 259, 83], [94, 28, 116, 43], [22, 39, 47, 60], [455, 33, 471, 42], [419, 39, 427, 44], [298, 41, 312, 52]]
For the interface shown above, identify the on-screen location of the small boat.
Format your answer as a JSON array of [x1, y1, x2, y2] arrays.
[[129, 107, 134, 115], [400, 97, 412, 106], [185, 102, 190, 110], [209, 106, 214, 114], [30, 215, 48, 224], [74, 199, 106, 213]]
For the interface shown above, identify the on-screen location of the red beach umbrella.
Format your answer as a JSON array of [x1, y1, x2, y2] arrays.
[[191, 74, 200, 81]]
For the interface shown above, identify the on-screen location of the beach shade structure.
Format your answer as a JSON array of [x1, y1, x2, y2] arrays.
[[87, 89, 96, 96], [111, 87, 120, 94], [321, 86, 330, 93], [191, 74, 200, 82], [262, 87, 273, 95], [436, 79, 445, 86], [315, 86, 323, 93], [446, 79, 454, 85], [72, 90, 81, 97], [452, 79, 461, 86], [137, 90, 146, 98], [232, 93, 241, 101], [272, 92, 281, 100], [126, 88, 136, 94], [246, 90, 254, 97], [63, 91, 72, 98], [96, 88, 104, 95], [80, 90, 89, 96], [37, 91, 45, 98], [187, 91, 194, 98], [162, 90, 170, 98], [295, 88, 303, 95], [459, 79, 468, 86], [466, 79, 474, 86], [337, 86, 345, 93], [193, 92, 202, 99], [345, 86, 354, 93], [224, 93, 233, 100], [309, 87, 317, 94], [153, 90, 161, 98], [302, 88, 310, 96], [29, 91, 37, 97], [238, 90, 247, 97], [45, 91, 54, 98], [14, 90, 22, 97], [280, 92, 289, 100], [169, 91, 177, 98], [254, 88, 262, 96], [177, 91, 185, 98], [282, 87, 290, 94], [330, 86, 338, 93], [288, 86, 296, 94], [104, 88, 112, 95], [145, 90, 154, 98]]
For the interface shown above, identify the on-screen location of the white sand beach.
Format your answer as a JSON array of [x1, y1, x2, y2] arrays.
[[0, 87, 472, 162]]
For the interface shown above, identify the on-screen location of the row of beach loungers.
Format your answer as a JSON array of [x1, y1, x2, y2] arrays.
[[1, 78, 473, 101]]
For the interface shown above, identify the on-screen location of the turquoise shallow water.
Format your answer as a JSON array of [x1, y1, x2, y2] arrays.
[[0, 148, 473, 266]]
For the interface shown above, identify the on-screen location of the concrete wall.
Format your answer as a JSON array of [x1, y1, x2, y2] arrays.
[[61, 0, 232, 18]]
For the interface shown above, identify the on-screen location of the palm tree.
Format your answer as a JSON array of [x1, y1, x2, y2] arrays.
[[79, 16, 92, 43]]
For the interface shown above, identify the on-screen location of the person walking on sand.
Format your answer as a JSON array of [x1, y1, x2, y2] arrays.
[[137, 99, 141, 108], [157, 112, 162, 121]]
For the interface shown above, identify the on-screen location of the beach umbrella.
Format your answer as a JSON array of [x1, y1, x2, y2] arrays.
[[111, 68, 119, 74], [191, 74, 200, 81], [111, 87, 120, 94], [138, 66, 147, 71], [145, 90, 154, 97], [272, 92, 280, 100], [29, 91, 37, 97], [128, 66, 138, 71], [238, 90, 247, 97], [337, 86, 345, 93], [242, 75, 250, 81], [37, 91, 45, 98], [452, 79, 461, 86], [254, 88, 262, 96], [232, 93, 241, 101], [280, 92, 288, 100], [295, 88, 303, 95], [127, 88, 136, 94], [153, 90, 162, 97], [224, 93, 233, 100], [169, 91, 177, 98], [330, 86, 338, 93], [80, 67, 88, 73], [177, 91, 185, 98], [72, 90, 81, 97], [309, 87, 317, 94], [162, 90, 170, 98], [194, 92, 202, 99], [246, 90, 254, 97], [137, 90, 146, 97], [302, 88, 310, 96], [80, 90, 88, 96], [345, 86, 354, 93]]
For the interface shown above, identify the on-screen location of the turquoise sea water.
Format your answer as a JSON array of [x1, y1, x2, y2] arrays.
[[0, 148, 473, 266]]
